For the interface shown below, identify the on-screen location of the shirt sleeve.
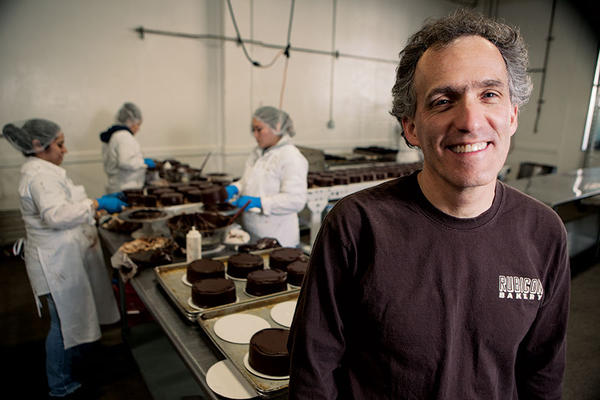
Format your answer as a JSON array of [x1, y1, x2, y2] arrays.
[[261, 150, 308, 216], [29, 175, 94, 229], [288, 209, 351, 399], [515, 226, 570, 399], [114, 132, 146, 171]]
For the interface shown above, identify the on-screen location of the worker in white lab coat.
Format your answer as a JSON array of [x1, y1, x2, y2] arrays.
[[226, 106, 308, 247], [2, 119, 124, 398], [100, 102, 155, 193]]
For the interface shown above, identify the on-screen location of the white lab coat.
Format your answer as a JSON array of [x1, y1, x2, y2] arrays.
[[232, 135, 308, 247], [102, 129, 146, 193], [18, 158, 120, 349]]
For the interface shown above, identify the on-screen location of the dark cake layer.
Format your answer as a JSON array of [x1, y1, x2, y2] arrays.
[[245, 269, 287, 296], [160, 192, 184, 205], [187, 259, 226, 283], [191, 278, 236, 308], [248, 328, 290, 377], [269, 247, 303, 270], [227, 253, 264, 279], [287, 259, 308, 286]]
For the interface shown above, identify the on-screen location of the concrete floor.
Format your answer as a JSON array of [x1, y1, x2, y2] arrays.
[[1, 243, 599, 399]]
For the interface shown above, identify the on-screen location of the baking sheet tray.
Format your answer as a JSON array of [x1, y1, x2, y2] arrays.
[[154, 249, 300, 322], [198, 291, 299, 397]]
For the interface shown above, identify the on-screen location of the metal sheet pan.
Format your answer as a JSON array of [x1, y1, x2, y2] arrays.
[[198, 291, 299, 397], [154, 249, 300, 322]]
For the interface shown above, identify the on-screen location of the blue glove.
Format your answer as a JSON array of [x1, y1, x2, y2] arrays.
[[96, 195, 128, 213], [144, 158, 156, 168], [233, 195, 261, 210], [105, 191, 126, 201], [225, 185, 239, 201]]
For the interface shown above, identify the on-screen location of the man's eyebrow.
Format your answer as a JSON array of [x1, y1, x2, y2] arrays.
[[425, 79, 506, 101]]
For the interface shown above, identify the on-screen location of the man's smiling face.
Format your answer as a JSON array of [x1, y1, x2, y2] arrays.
[[402, 35, 518, 192]]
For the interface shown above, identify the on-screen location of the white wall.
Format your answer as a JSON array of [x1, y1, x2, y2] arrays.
[[0, 0, 597, 210], [499, 0, 598, 177]]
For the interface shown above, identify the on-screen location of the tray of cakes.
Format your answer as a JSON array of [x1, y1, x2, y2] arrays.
[[153, 247, 309, 322], [198, 291, 299, 397], [121, 184, 236, 216]]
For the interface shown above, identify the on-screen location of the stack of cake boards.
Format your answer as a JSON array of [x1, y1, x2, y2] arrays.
[[153, 247, 310, 322]]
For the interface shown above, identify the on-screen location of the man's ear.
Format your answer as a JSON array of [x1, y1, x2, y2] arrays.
[[402, 117, 420, 147]]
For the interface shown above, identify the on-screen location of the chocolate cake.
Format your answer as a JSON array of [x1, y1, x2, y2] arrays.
[[149, 187, 175, 196], [287, 259, 308, 286], [187, 259, 226, 283], [269, 248, 304, 270], [245, 269, 287, 296], [227, 253, 264, 279], [185, 190, 203, 203], [191, 278, 236, 308], [128, 209, 167, 220], [160, 192, 184, 206], [198, 186, 227, 205], [248, 328, 290, 377]]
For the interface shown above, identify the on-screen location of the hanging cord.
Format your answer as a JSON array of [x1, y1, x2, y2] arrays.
[[327, 0, 338, 129], [278, 0, 296, 109], [226, 0, 294, 70]]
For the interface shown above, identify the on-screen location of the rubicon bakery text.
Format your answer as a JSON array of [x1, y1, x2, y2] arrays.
[[498, 275, 544, 301]]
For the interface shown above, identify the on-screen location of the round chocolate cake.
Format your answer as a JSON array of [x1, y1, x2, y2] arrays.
[[160, 192, 184, 206], [128, 209, 167, 220], [198, 186, 227, 205], [248, 328, 290, 377], [191, 278, 236, 308], [269, 248, 304, 270], [185, 189, 203, 203], [187, 259, 226, 283], [245, 269, 287, 296], [286, 259, 308, 287], [227, 253, 264, 279]]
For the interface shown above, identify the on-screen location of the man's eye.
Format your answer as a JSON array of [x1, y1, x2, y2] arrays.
[[433, 99, 449, 106], [483, 92, 498, 98]]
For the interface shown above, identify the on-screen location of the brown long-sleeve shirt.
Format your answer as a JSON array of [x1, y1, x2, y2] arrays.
[[288, 172, 570, 399]]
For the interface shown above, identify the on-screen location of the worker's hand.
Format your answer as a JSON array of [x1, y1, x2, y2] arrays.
[[96, 195, 128, 213], [144, 158, 156, 168], [233, 195, 261, 210], [225, 185, 239, 201], [105, 191, 126, 201]]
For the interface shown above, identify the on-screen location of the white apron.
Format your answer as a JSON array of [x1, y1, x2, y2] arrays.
[[20, 159, 120, 349]]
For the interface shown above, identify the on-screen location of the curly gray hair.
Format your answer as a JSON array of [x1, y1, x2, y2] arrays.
[[391, 9, 532, 142]]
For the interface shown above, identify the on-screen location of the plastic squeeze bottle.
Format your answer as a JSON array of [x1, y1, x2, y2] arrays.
[[186, 226, 202, 262]]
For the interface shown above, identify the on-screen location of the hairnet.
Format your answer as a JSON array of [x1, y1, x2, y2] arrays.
[[116, 102, 142, 126], [253, 106, 296, 137], [1, 119, 61, 155]]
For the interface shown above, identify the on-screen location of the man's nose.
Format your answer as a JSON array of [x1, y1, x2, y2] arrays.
[[453, 97, 483, 133]]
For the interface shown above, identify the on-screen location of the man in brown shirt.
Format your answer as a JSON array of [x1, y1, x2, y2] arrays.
[[289, 9, 569, 399]]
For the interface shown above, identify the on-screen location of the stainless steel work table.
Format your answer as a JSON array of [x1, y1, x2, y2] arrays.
[[508, 167, 600, 208], [508, 167, 600, 258], [98, 227, 287, 399]]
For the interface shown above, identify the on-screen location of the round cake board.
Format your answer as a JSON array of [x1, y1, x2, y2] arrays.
[[206, 360, 258, 399], [243, 353, 289, 380], [181, 273, 192, 287], [270, 300, 297, 328], [213, 314, 270, 344]]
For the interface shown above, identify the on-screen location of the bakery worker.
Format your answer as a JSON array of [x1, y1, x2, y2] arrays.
[[288, 10, 570, 399], [2, 119, 124, 398], [225, 106, 308, 248], [100, 102, 155, 193]]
